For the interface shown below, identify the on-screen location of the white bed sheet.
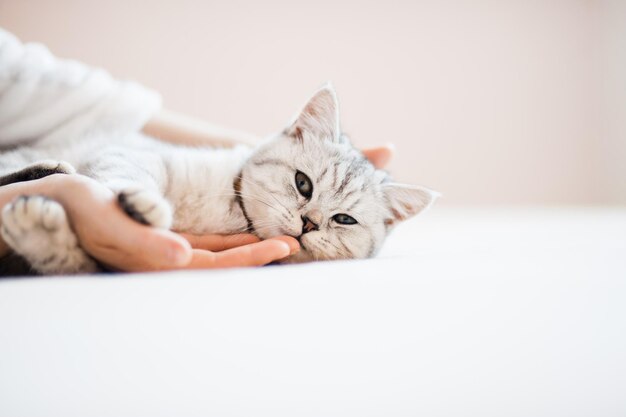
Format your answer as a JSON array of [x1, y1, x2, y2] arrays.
[[1, 207, 625, 416]]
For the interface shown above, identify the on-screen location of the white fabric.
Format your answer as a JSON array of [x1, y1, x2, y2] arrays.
[[0, 28, 161, 147], [1, 207, 624, 416]]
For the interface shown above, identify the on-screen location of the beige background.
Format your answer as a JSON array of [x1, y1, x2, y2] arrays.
[[1, 0, 624, 205]]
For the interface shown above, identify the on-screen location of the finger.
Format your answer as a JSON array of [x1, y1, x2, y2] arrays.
[[102, 225, 193, 271], [183, 239, 293, 269], [179, 233, 260, 251], [267, 235, 300, 254], [362, 144, 395, 169], [89, 207, 192, 270], [136, 228, 193, 268], [69, 207, 192, 271], [97, 203, 192, 269]]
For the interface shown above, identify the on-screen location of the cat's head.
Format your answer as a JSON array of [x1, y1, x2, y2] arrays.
[[239, 84, 438, 262]]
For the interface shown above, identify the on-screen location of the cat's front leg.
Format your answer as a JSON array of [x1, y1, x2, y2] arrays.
[[0, 159, 75, 186], [0, 195, 98, 274]]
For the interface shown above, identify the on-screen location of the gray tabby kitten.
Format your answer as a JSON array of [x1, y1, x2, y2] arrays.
[[0, 85, 438, 274]]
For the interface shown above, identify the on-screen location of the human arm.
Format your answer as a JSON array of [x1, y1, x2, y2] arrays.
[[143, 109, 395, 168], [141, 109, 258, 148], [0, 28, 160, 147]]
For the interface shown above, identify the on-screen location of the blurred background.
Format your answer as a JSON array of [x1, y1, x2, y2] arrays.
[[1, 0, 624, 205]]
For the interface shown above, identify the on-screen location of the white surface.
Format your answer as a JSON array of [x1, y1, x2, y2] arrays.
[[1, 207, 625, 416]]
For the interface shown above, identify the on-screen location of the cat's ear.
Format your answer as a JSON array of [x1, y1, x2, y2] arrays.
[[285, 83, 340, 142], [382, 183, 440, 226]]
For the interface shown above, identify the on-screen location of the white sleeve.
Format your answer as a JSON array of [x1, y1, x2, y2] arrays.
[[0, 28, 162, 147]]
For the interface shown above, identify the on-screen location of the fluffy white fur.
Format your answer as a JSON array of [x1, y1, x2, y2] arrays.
[[0, 85, 438, 274]]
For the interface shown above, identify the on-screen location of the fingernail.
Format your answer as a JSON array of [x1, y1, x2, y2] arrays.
[[290, 243, 300, 255], [169, 246, 189, 265]]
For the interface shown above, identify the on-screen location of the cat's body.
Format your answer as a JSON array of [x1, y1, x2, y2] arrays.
[[0, 85, 438, 274], [0, 133, 255, 235]]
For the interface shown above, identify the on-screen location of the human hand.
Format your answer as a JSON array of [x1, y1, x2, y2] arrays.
[[28, 174, 192, 271], [362, 144, 394, 169], [0, 174, 297, 272]]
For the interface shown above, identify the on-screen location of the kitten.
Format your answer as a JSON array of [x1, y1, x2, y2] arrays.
[[0, 85, 438, 274]]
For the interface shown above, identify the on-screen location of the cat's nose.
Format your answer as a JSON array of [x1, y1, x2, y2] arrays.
[[306, 209, 322, 225], [301, 215, 319, 234]]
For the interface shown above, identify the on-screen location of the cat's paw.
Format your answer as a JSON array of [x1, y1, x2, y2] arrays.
[[117, 187, 172, 229], [29, 159, 76, 175], [1, 195, 69, 242], [0, 195, 97, 274]]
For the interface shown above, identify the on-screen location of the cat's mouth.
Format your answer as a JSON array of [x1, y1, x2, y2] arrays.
[[295, 234, 307, 251], [284, 231, 307, 252]]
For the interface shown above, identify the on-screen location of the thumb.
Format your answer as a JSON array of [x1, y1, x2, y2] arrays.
[[125, 224, 193, 269]]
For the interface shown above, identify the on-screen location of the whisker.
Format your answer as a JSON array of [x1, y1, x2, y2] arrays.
[[320, 237, 344, 257], [235, 175, 293, 214], [188, 191, 288, 218]]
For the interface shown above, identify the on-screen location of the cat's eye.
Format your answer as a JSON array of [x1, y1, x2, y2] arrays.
[[333, 213, 358, 225], [295, 171, 313, 198]]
